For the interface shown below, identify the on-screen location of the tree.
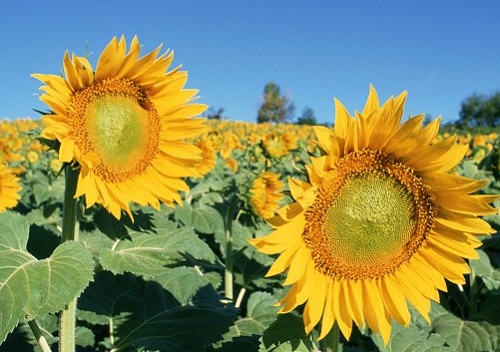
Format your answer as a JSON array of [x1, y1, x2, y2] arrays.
[[296, 106, 317, 125], [423, 114, 434, 126], [206, 107, 226, 120], [257, 82, 294, 123], [458, 91, 500, 128]]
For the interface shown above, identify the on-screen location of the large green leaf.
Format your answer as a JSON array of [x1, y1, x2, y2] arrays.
[[99, 225, 217, 277], [0, 212, 94, 343], [259, 313, 316, 352], [175, 204, 225, 236], [372, 322, 452, 351], [431, 304, 500, 352], [79, 271, 236, 352]]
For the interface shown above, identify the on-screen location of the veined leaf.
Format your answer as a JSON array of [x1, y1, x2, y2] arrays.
[[0, 212, 94, 343], [431, 304, 500, 352], [470, 249, 500, 290], [259, 313, 316, 352], [79, 271, 236, 352], [175, 204, 225, 236], [99, 226, 216, 277], [372, 322, 452, 351], [153, 266, 216, 305]]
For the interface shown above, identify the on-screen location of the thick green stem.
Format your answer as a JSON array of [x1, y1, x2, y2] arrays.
[[59, 165, 80, 352], [321, 323, 340, 352], [59, 300, 77, 352], [469, 266, 478, 316], [28, 320, 52, 352], [224, 195, 236, 300], [61, 166, 79, 242]]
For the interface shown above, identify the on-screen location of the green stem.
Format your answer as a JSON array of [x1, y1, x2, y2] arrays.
[[59, 165, 80, 352], [321, 323, 340, 352], [28, 320, 52, 352], [59, 300, 77, 352], [469, 266, 478, 316], [61, 166, 79, 242], [224, 195, 236, 300]]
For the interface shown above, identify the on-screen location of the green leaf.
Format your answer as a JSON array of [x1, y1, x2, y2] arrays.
[[25, 203, 62, 230], [75, 326, 95, 348], [259, 313, 316, 352], [0, 212, 94, 343], [176, 205, 225, 235], [431, 304, 500, 352], [0, 315, 59, 351], [478, 292, 500, 324], [457, 159, 480, 179], [231, 220, 276, 289], [99, 226, 216, 277], [470, 249, 500, 290], [246, 292, 280, 323], [372, 322, 452, 351], [79, 271, 236, 352], [193, 206, 225, 234], [216, 292, 280, 349], [153, 266, 217, 305]]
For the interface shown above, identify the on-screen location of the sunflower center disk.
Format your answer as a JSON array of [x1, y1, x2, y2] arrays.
[[326, 173, 415, 265], [70, 78, 161, 182], [87, 96, 148, 169], [303, 149, 434, 280]]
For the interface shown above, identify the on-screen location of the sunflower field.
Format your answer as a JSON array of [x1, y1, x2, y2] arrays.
[[1, 37, 500, 352]]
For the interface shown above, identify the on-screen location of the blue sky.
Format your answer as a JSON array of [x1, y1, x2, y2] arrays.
[[1, 2, 499, 125]]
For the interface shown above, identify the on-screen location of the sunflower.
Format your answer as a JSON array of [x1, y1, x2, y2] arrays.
[[33, 36, 208, 219], [250, 86, 498, 344], [250, 172, 284, 218], [0, 163, 21, 212], [225, 158, 238, 173], [194, 137, 217, 176]]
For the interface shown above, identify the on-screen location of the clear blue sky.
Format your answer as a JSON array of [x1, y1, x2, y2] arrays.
[[1, 2, 499, 125]]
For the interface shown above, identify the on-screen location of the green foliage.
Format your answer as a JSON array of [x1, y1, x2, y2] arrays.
[[296, 107, 317, 126], [0, 212, 93, 344], [431, 303, 500, 352], [372, 322, 452, 352], [3, 121, 500, 352], [78, 271, 236, 352], [207, 107, 227, 120]]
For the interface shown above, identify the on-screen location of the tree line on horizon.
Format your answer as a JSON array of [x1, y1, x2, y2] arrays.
[[206, 82, 500, 130]]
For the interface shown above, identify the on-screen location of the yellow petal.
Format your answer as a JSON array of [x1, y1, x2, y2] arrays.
[[379, 275, 411, 327], [333, 279, 353, 339]]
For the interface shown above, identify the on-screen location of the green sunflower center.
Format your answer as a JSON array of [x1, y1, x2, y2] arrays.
[[87, 96, 147, 169], [69, 78, 161, 182], [324, 173, 415, 267], [303, 149, 434, 280]]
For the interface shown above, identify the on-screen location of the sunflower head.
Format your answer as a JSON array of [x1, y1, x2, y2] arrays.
[[33, 36, 209, 219], [249, 172, 284, 219], [26, 151, 39, 164], [225, 158, 238, 172], [0, 163, 22, 212], [194, 136, 217, 176], [250, 85, 498, 344], [262, 132, 297, 159]]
